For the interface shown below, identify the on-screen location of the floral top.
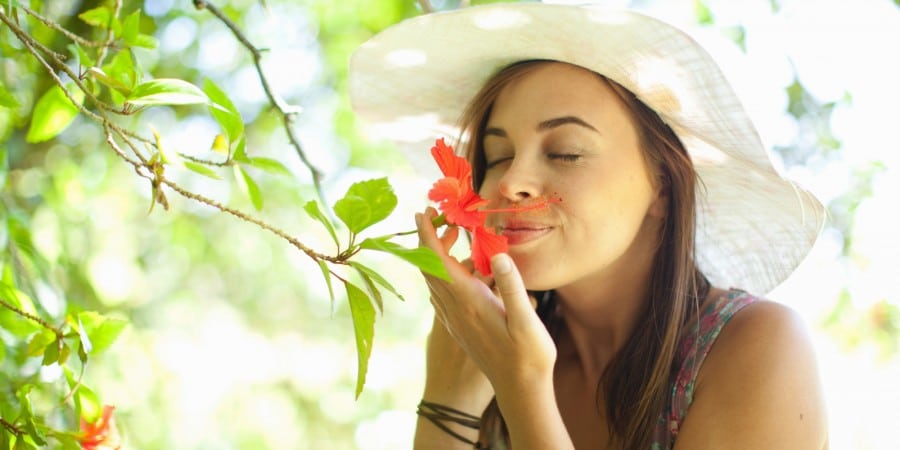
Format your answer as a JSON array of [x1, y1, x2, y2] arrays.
[[650, 289, 759, 449]]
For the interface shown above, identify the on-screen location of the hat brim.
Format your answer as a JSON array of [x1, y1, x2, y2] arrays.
[[349, 3, 825, 295]]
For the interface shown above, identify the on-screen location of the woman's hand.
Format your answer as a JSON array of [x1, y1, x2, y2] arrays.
[[415, 207, 574, 450], [415, 208, 557, 401]]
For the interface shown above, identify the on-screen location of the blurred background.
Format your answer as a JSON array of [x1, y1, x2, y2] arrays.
[[1, 0, 897, 448]]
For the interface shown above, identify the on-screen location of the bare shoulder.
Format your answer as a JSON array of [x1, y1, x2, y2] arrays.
[[674, 299, 829, 449]]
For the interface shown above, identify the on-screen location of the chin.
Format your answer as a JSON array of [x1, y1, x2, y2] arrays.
[[511, 254, 556, 291]]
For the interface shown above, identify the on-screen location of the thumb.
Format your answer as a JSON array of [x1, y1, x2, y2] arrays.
[[490, 253, 537, 330]]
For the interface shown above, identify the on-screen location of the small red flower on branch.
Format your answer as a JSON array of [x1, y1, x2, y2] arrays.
[[427, 138, 558, 276], [79, 405, 122, 450]]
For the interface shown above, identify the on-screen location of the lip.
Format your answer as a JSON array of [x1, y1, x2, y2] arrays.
[[498, 220, 554, 246]]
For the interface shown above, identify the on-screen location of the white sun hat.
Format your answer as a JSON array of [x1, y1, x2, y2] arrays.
[[348, 2, 825, 296]]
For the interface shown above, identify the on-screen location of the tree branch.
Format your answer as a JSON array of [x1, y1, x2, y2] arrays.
[[0, 298, 64, 340], [19, 4, 107, 48], [2, 3, 350, 289], [193, 0, 330, 211]]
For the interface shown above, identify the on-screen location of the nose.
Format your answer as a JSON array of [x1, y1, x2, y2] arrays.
[[497, 158, 542, 203]]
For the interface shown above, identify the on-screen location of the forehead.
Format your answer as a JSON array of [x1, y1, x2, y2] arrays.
[[488, 62, 627, 125]]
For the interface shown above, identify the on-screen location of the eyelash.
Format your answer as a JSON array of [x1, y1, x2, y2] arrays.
[[548, 153, 582, 162], [485, 153, 581, 169]]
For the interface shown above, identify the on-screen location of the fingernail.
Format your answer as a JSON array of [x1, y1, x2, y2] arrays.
[[491, 253, 511, 275], [415, 213, 422, 226]]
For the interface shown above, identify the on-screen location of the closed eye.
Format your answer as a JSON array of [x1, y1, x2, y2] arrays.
[[485, 157, 513, 170], [548, 154, 582, 162]]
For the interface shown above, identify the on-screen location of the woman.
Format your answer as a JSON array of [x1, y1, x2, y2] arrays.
[[350, 4, 828, 449]]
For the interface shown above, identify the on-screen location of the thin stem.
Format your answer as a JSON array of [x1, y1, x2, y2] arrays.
[[161, 179, 347, 264], [19, 4, 106, 48], [0, 416, 24, 437], [418, 0, 434, 13], [94, 0, 123, 68], [193, 0, 330, 212], [0, 298, 64, 340], [179, 152, 231, 167]]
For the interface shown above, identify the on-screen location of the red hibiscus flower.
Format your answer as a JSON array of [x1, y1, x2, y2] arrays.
[[428, 177, 489, 230], [79, 405, 121, 450], [471, 226, 510, 277], [427, 138, 489, 229], [426, 138, 559, 277]]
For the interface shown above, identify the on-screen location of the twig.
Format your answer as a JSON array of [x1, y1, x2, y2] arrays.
[[0, 9, 152, 165], [0, 416, 24, 437], [418, 0, 435, 13], [0, 298, 64, 339], [192, 0, 329, 211], [160, 178, 346, 264], [3, 4, 348, 281], [94, 0, 123, 68], [19, 4, 106, 48], [179, 152, 231, 167]]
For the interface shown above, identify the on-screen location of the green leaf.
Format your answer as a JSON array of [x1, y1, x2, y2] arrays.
[[25, 329, 56, 357], [303, 200, 339, 251], [0, 284, 42, 337], [15, 385, 46, 446], [202, 79, 243, 144], [351, 263, 383, 313], [316, 259, 335, 306], [67, 43, 95, 68], [333, 178, 397, 234], [126, 78, 209, 107], [77, 311, 127, 355], [122, 9, 141, 47], [102, 50, 140, 93], [694, 0, 714, 25], [184, 161, 222, 180], [41, 340, 59, 366], [134, 33, 159, 49], [75, 383, 101, 424], [0, 82, 18, 109], [78, 6, 112, 28], [232, 136, 249, 163], [233, 165, 263, 210], [349, 261, 404, 302], [152, 127, 182, 167], [249, 157, 291, 176], [359, 237, 450, 281], [345, 281, 376, 398], [25, 84, 84, 143], [85, 67, 132, 96]]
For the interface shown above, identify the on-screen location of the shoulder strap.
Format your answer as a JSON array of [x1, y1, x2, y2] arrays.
[[654, 289, 759, 446]]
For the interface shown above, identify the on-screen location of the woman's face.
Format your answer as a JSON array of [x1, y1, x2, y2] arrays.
[[480, 62, 666, 291]]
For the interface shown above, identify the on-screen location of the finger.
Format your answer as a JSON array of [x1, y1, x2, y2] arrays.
[[417, 213, 466, 278], [439, 224, 459, 252], [490, 253, 537, 331]]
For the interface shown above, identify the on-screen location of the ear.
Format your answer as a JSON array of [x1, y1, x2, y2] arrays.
[[648, 189, 668, 219]]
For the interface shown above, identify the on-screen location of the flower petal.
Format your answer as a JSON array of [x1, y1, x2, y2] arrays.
[[431, 138, 470, 180], [471, 226, 508, 277]]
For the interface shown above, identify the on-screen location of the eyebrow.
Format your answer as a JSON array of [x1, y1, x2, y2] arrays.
[[484, 115, 599, 138]]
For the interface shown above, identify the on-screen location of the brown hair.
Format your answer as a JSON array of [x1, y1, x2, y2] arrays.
[[458, 60, 709, 449]]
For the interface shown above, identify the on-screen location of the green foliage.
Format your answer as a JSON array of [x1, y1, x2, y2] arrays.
[[345, 281, 376, 399], [126, 78, 210, 107], [25, 84, 84, 143], [333, 177, 398, 235]]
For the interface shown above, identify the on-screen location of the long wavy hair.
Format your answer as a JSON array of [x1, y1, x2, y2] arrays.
[[457, 60, 710, 449]]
